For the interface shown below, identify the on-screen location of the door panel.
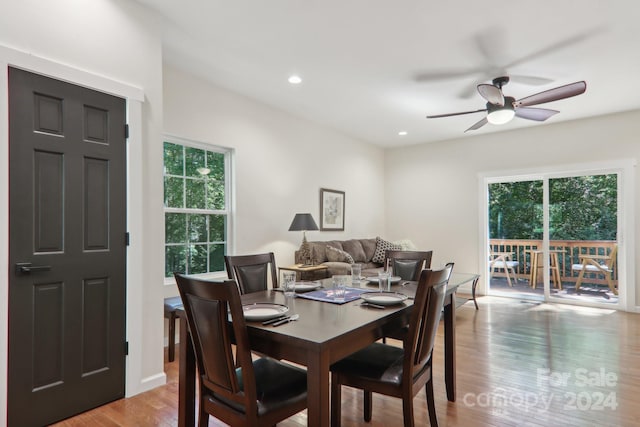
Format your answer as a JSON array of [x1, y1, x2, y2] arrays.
[[34, 150, 65, 252], [84, 158, 110, 250], [33, 281, 64, 391], [8, 67, 127, 426]]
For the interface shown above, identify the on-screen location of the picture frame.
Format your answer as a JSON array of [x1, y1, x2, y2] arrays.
[[319, 188, 345, 231]]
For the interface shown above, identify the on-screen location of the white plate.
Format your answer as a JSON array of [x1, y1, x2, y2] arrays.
[[293, 281, 322, 292], [242, 303, 289, 321], [366, 276, 402, 284], [360, 292, 408, 306]]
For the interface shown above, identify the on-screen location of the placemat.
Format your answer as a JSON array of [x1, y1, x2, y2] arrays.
[[297, 287, 371, 304]]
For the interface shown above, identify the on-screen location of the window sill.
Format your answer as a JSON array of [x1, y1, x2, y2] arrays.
[[164, 271, 227, 287]]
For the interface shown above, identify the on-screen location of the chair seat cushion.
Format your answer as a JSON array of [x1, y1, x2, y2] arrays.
[[492, 260, 518, 269], [236, 357, 307, 415], [163, 296, 183, 315], [571, 263, 611, 272], [331, 342, 405, 385]]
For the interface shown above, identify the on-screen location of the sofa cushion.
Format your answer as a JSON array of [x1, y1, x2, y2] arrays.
[[323, 262, 352, 276], [297, 238, 386, 276], [360, 238, 377, 262], [371, 237, 402, 264], [309, 243, 329, 264], [341, 239, 368, 263], [326, 245, 355, 263]]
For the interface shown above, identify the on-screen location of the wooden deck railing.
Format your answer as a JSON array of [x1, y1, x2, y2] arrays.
[[489, 239, 617, 286]]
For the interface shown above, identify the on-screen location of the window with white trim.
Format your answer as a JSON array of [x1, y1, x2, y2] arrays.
[[163, 138, 231, 277]]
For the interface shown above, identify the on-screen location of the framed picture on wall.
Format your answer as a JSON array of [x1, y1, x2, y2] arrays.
[[320, 188, 345, 231]]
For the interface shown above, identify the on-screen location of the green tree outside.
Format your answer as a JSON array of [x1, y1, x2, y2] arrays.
[[489, 174, 617, 241]]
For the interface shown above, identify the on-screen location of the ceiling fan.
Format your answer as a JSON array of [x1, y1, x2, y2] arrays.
[[426, 76, 587, 132]]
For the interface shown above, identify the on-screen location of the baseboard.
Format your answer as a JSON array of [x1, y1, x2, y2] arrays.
[[126, 372, 167, 398]]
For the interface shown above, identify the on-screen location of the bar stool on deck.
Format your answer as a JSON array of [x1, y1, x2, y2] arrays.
[[528, 250, 563, 289]]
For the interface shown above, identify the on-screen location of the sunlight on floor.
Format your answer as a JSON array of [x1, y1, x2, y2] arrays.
[[524, 302, 616, 316], [475, 295, 617, 316]]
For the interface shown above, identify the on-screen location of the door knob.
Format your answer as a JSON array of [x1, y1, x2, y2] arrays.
[[15, 262, 51, 275]]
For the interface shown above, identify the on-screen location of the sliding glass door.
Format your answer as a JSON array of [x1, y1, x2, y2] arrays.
[[488, 179, 543, 299], [548, 174, 618, 304], [485, 164, 626, 309]]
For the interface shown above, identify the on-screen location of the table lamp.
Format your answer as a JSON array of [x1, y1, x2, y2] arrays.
[[289, 213, 318, 266]]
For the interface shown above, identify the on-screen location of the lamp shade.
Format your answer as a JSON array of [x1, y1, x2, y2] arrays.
[[288, 213, 319, 231]]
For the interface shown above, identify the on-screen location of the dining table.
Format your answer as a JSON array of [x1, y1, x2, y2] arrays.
[[177, 272, 479, 427]]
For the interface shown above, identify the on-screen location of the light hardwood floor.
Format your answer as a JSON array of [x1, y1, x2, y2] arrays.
[[52, 296, 640, 427]]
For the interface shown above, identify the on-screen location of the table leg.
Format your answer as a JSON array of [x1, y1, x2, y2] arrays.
[[550, 253, 562, 289], [529, 252, 539, 288], [444, 292, 456, 402], [306, 350, 330, 427], [178, 314, 195, 427], [471, 276, 479, 310]]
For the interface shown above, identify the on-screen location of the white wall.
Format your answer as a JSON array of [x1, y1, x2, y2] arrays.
[[0, 0, 166, 421], [162, 65, 385, 297], [385, 111, 640, 308]]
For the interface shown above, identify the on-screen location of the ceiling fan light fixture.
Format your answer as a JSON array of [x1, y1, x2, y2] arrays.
[[487, 108, 515, 125], [486, 96, 516, 125]]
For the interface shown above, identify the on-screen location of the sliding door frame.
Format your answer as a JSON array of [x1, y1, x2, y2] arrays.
[[479, 159, 636, 311]]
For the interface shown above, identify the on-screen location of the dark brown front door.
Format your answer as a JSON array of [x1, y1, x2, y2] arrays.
[[8, 67, 127, 426]]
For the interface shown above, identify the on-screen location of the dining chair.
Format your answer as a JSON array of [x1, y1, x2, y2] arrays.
[[571, 244, 618, 295], [330, 263, 453, 427], [384, 249, 433, 281], [381, 249, 433, 343], [174, 273, 308, 426], [224, 252, 278, 294]]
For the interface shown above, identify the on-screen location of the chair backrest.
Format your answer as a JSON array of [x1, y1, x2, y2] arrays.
[[224, 252, 278, 294], [174, 274, 259, 413], [384, 250, 433, 281], [404, 263, 453, 379]]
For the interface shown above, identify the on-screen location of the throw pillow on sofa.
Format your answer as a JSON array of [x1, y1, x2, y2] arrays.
[[371, 237, 402, 264], [326, 245, 355, 264]]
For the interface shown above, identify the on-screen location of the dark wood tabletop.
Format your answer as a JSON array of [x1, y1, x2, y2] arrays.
[[178, 272, 479, 427]]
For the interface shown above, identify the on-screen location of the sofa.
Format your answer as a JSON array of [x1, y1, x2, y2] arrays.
[[294, 237, 412, 277]]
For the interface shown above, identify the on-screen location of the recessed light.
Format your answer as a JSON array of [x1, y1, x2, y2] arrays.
[[288, 75, 302, 84], [398, 131, 408, 136]]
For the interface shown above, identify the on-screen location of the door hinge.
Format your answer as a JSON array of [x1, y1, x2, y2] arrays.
[[124, 341, 129, 356], [125, 232, 130, 246], [125, 124, 129, 139]]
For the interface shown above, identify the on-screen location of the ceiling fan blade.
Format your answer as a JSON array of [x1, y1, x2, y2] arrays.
[[426, 108, 486, 119], [414, 67, 487, 82], [503, 28, 605, 70], [514, 81, 586, 107], [477, 84, 504, 105], [509, 74, 554, 86], [515, 107, 559, 121], [465, 117, 488, 132]]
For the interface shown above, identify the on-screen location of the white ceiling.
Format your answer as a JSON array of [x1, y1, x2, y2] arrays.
[[135, 0, 640, 147]]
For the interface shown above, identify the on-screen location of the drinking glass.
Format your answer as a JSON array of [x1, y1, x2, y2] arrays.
[[333, 275, 349, 302], [378, 271, 390, 292], [350, 263, 362, 286], [282, 272, 296, 297]]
